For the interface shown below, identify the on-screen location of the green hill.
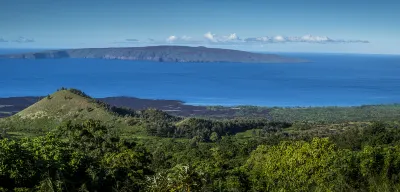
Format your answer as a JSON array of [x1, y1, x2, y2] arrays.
[[16, 90, 115, 121], [0, 89, 129, 135]]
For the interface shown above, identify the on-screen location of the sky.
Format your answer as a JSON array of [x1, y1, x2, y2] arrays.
[[0, 0, 399, 54]]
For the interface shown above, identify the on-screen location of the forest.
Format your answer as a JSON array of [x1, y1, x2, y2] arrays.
[[1, 88, 400, 191]]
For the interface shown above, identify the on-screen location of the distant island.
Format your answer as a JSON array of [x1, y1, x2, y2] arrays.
[[0, 45, 306, 63]]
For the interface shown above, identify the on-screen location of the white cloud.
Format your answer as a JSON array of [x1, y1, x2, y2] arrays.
[[13, 36, 35, 43], [273, 35, 286, 42], [227, 33, 240, 40], [204, 32, 242, 43], [166, 35, 199, 44], [204, 32, 217, 42], [166, 35, 178, 43], [244, 34, 368, 44], [110, 33, 369, 46], [300, 34, 331, 42], [0, 38, 7, 42]]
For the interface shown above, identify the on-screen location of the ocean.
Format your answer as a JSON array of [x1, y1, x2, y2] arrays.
[[1, 49, 400, 107]]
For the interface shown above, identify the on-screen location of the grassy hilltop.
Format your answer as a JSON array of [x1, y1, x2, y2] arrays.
[[16, 89, 115, 121], [0, 88, 136, 136]]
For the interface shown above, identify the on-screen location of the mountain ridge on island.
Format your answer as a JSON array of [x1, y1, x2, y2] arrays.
[[0, 45, 307, 63]]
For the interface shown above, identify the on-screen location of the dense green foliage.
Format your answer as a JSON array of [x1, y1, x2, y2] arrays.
[[2, 120, 400, 191], [204, 105, 400, 123], [2, 89, 400, 191], [0, 120, 151, 191], [142, 115, 291, 141]]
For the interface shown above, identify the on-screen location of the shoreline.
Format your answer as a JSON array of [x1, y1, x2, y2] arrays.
[[1, 95, 399, 119]]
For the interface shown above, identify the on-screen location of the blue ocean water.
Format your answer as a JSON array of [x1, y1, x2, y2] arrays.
[[0, 50, 399, 107]]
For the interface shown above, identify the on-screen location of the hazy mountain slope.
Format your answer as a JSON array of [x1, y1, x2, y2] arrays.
[[0, 46, 306, 63]]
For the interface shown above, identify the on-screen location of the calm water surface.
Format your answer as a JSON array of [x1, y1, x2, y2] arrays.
[[0, 50, 399, 107]]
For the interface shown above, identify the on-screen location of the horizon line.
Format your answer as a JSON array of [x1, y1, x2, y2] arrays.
[[0, 46, 399, 56]]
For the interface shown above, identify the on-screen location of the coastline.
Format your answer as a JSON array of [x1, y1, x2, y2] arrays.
[[1, 95, 399, 120]]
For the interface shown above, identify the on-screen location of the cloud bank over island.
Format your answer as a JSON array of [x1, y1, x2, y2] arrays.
[[0, 33, 368, 49], [242, 34, 369, 44], [203, 32, 242, 43], [200, 32, 369, 44], [114, 32, 370, 46], [166, 35, 203, 44]]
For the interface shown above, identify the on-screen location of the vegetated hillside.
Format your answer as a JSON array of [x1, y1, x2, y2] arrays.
[[2, 114, 400, 191], [16, 89, 115, 121], [2, 90, 399, 123], [0, 45, 306, 63], [4, 95, 400, 122], [0, 88, 137, 134], [0, 96, 269, 119], [0, 88, 292, 141], [3, 89, 400, 191], [235, 105, 400, 123]]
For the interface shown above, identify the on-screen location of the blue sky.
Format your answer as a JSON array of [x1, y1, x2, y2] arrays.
[[0, 0, 399, 54]]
